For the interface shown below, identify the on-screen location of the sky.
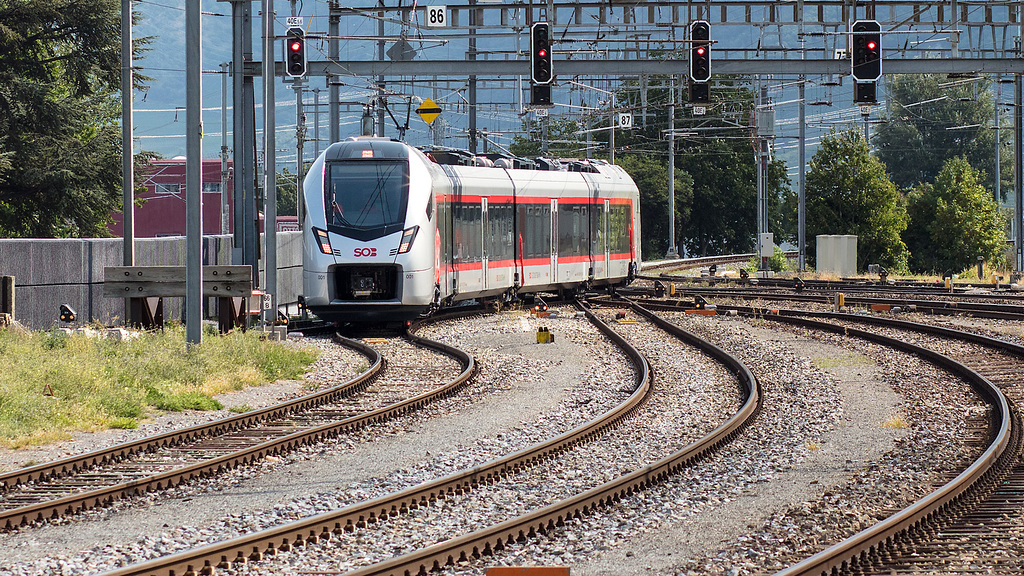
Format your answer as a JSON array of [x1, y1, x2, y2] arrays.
[[128, 1, 1009, 181]]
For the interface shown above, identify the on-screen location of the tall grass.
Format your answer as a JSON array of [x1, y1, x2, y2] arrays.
[[0, 326, 317, 448]]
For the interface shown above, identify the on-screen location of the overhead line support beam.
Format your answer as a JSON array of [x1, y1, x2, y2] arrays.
[[245, 59, 1024, 78]]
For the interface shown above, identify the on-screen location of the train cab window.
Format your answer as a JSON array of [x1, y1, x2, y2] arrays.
[[325, 161, 409, 241]]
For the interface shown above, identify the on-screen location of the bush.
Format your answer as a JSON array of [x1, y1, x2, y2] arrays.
[[746, 246, 790, 273]]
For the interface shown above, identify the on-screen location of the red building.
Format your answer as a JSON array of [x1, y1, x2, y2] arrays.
[[109, 158, 234, 238]]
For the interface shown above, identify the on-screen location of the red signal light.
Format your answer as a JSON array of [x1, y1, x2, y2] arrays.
[[537, 49, 547, 58], [696, 46, 706, 56], [290, 41, 302, 52], [867, 41, 877, 50]]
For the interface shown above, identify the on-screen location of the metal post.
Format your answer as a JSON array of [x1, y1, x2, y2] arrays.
[[295, 86, 304, 225], [292, 0, 304, 229], [798, 78, 806, 271], [798, 0, 806, 271], [609, 91, 615, 164], [328, 1, 340, 144], [263, 0, 278, 322], [755, 84, 766, 257], [377, 6, 385, 137], [666, 83, 677, 259], [185, 0, 203, 345], [1015, 74, 1023, 273], [230, 0, 258, 287], [313, 87, 321, 158], [468, 0, 478, 153], [541, 115, 548, 155], [220, 62, 230, 235], [996, 76, 1002, 203], [433, 77, 443, 146], [121, 0, 135, 324]]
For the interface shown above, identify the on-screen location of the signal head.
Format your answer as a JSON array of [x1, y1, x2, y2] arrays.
[[689, 20, 711, 84], [530, 22, 553, 85], [284, 27, 307, 78]]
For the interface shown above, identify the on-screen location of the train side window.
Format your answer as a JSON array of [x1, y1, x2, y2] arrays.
[[591, 204, 606, 255], [609, 204, 630, 254], [454, 202, 483, 263], [519, 204, 551, 260], [487, 203, 513, 263], [558, 204, 588, 257]]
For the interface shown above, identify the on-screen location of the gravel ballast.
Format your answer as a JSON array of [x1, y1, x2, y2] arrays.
[[0, 308, 979, 576]]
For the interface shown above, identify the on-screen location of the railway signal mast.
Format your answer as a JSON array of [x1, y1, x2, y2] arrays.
[[851, 20, 881, 103]]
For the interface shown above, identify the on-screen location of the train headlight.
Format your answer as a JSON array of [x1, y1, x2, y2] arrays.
[[313, 228, 332, 255], [397, 226, 419, 254]]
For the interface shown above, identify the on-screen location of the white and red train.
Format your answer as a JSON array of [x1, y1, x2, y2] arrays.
[[302, 137, 641, 323]]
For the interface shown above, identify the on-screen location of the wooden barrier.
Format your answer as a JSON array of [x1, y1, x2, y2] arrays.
[[103, 266, 252, 332]]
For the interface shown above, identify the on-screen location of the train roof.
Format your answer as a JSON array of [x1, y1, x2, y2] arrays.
[[325, 138, 621, 177]]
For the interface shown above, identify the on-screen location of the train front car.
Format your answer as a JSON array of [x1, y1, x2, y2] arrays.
[[302, 138, 447, 323]]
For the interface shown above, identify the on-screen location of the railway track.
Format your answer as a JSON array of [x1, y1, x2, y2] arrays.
[[625, 282, 1024, 321], [92, 300, 761, 576], [762, 310, 1024, 576], [627, 294, 1024, 575], [0, 320, 473, 532]]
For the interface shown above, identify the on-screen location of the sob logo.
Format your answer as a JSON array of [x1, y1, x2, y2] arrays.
[[353, 247, 377, 257]]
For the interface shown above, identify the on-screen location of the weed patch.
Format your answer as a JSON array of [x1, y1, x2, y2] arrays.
[[0, 326, 317, 448]]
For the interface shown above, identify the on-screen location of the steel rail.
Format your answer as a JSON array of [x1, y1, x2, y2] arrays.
[[627, 287, 1024, 321], [759, 313, 1020, 576], [331, 300, 760, 576], [98, 301, 660, 576], [0, 323, 472, 531], [629, 299, 1020, 576]]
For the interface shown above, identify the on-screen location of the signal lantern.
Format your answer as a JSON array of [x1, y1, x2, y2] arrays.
[[689, 21, 711, 83], [530, 22, 553, 85], [851, 20, 881, 82], [284, 27, 307, 78]]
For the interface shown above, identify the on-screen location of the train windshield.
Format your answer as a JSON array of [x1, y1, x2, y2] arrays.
[[325, 161, 409, 240]]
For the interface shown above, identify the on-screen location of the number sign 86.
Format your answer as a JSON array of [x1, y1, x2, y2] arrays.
[[426, 6, 446, 27]]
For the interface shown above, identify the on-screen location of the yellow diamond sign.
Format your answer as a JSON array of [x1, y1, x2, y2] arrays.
[[416, 98, 442, 126]]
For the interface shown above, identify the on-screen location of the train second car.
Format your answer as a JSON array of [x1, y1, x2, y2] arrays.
[[302, 137, 641, 323]]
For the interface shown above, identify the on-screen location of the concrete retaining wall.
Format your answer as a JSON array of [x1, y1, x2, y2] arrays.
[[0, 232, 302, 330]]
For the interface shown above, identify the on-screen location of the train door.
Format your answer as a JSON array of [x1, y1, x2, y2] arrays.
[[481, 197, 489, 292], [601, 199, 610, 278], [550, 198, 558, 282]]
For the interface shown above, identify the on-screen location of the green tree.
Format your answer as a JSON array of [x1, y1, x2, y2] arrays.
[[806, 129, 909, 272], [0, 0, 148, 237], [904, 157, 1006, 274], [616, 154, 693, 259], [276, 168, 298, 217], [874, 75, 1009, 196], [609, 77, 790, 257], [677, 137, 790, 257]]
